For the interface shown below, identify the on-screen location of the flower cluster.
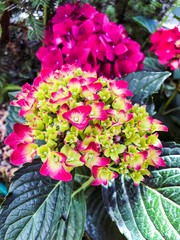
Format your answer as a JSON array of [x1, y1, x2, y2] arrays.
[[5, 65, 168, 185], [36, 3, 144, 79], [150, 26, 180, 70]]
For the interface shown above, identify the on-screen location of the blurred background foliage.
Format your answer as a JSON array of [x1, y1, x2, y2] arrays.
[[0, 0, 179, 143]]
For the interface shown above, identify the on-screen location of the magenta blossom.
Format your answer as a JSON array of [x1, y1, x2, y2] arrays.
[[4, 123, 37, 165], [36, 2, 144, 78], [150, 26, 180, 70]]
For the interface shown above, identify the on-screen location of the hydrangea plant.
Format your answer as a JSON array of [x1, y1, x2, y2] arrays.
[[0, 3, 180, 240], [36, 2, 144, 78], [5, 65, 168, 186]]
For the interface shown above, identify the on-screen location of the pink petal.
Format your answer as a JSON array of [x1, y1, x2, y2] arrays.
[[96, 157, 110, 166], [36, 46, 48, 61], [10, 143, 37, 166], [85, 141, 100, 153], [62, 105, 92, 130], [14, 123, 32, 139], [4, 132, 21, 149], [40, 160, 72, 181], [89, 102, 108, 121], [114, 43, 128, 55]]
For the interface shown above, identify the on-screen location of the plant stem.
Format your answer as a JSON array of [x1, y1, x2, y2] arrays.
[[163, 106, 180, 115], [109, 166, 119, 172], [72, 176, 94, 198], [43, 3, 47, 26], [161, 88, 177, 113]]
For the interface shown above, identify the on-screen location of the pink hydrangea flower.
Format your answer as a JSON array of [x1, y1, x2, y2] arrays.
[[4, 123, 37, 165], [150, 26, 180, 70], [5, 65, 168, 185], [36, 2, 144, 78]]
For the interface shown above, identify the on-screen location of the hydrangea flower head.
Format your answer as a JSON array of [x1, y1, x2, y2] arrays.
[[5, 65, 168, 185], [36, 2, 144, 78], [150, 26, 180, 70]]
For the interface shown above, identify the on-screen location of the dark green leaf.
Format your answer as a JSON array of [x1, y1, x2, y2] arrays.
[[144, 57, 166, 72], [86, 187, 126, 240], [0, 2, 6, 17], [102, 144, 180, 240], [51, 191, 86, 240], [124, 71, 171, 105], [6, 91, 25, 135], [8, 91, 20, 100], [26, 17, 43, 40], [173, 68, 180, 79], [74, 166, 91, 184], [132, 16, 158, 33], [0, 159, 73, 240], [6, 105, 25, 136], [1, 85, 21, 95], [31, 0, 50, 8]]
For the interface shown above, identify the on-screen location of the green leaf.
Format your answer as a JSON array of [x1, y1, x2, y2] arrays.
[[0, 2, 6, 17], [144, 57, 166, 72], [173, 68, 180, 79], [6, 91, 25, 135], [85, 187, 126, 240], [102, 144, 180, 240], [132, 16, 158, 33], [74, 166, 91, 184], [8, 91, 20, 100], [0, 159, 73, 240], [26, 16, 43, 40], [1, 84, 21, 95], [51, 191, 86, 240], [124, 71, 171, 105], [6, 105, 25, 135], [31, 0, 50, 8]]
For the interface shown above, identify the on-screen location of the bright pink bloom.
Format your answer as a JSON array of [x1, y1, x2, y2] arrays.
[[4, 123, 33, 149], [62, 105, 91, 130], [5, 65, 168, 186], [4, 123, 37, 166], [91, 166, 118, 186], [36, 3, 144, 78], [11, 83, 36, 117], [82, 82, 102, 101], [125, 151, 148, 171], [50, 88, 72, 104], [10, 143, 37, 166], [80, 142, 110, 169], [40, 152, 72, 181], [150, 26, 180, 70], [109, 80, 133, 98], [89, 102, 108, 121], [147, 146, 166, 167], [138, 116, 168, 133]]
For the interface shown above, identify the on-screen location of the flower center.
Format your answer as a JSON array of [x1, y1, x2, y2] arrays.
[[88, 153, 93, 159], [74, 117, 79, 122], [54, 156, 59, 162]]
